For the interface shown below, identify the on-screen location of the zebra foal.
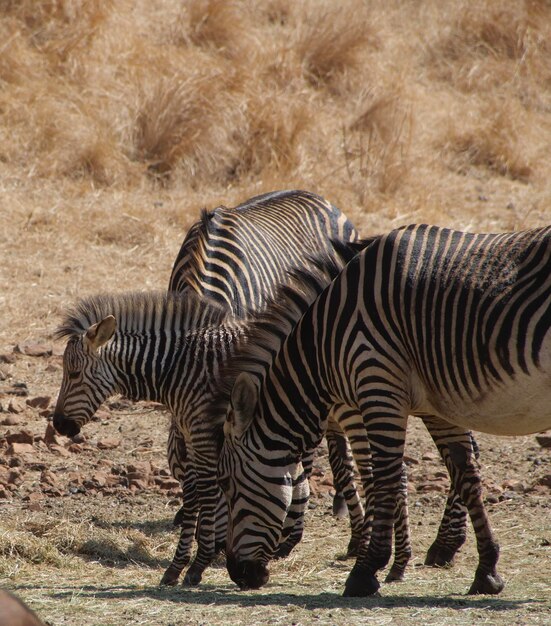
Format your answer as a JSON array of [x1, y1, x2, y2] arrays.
[[216, 224, 551, 596]]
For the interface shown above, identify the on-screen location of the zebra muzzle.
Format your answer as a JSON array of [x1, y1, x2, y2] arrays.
[[53, 413, 81, 438], [226, 553, 270, 590]]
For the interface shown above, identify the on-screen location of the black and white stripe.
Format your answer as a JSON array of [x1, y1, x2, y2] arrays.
[[217, 224, 551, 596]]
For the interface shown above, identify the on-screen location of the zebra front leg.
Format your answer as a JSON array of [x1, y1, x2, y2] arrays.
[[424, 416, 504, 595], [161, 426, 197, 586], [182, 470, 220, 586], [274, 462, 310, 559], [343, 410, 408, 597]]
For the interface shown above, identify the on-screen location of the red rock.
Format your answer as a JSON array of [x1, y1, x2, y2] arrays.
[[27, 502, 43, 512], [129, 479, 148, 491], [0, 487, 10, 498], [49, 444, 70, 457], [94, 409, 111, 421], [0, 415, 21, 426], [0, 353, 16, 364], [40, 470, 57, 486], [67, 443, 83, 454], [15, 342, 52, 357], [421, 452, 438, 461], [97, 438, 120, 450], [7, 400, 25, 414], [502, 479, 525, 493], [6, 442, 34, 455], [26, 396, 51, 410], [126, 461, 151, 476], [44, 423, 62, 445], [6, 431, 34, 445], [91, 472, 108, 487], [24, 491, 44, 502], [155, 477, 180, 490], [536, 435, 551, 449]]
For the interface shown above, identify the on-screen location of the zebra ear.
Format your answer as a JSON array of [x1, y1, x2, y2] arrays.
[[228, 372, 258, 439], [85, 315, 117, 350]]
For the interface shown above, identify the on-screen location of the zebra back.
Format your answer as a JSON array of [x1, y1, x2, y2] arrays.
[[168, 189, 358, 316]]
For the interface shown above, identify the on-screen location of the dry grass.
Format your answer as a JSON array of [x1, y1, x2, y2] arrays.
[[1, 0, 551, 624]]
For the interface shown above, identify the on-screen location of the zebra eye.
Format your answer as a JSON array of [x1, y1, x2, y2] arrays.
[[68, 371, 81, 380]]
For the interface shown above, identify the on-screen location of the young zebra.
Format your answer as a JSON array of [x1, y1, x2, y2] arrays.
[[163, 190, 365, 581], [216, 224, 551, 596], [53, 190, 368, 587]]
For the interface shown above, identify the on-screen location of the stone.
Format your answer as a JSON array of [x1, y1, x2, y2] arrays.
[[6, 442, 34, 455], [1, 415, 21, 426], [6, 431, 34, 445], [7, 400, 25, 414], [0, 353, 16, 364], [535, 435, 551, 449], [49, 444, 70, 457], [97, 438, 121, 450], [44, 423, 62, 445], [15, 342, 52, 357], [26, 396, 51, 410], [67, 443, 83, 454]]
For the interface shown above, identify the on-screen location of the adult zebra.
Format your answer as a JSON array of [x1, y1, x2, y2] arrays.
[[53, 190, 367, 586], [216, 224, 551, 596]]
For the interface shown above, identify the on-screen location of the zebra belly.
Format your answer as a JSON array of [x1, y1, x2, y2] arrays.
[[416, 370, 551, 436]]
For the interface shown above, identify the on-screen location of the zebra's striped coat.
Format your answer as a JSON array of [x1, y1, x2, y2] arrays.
[[217, 224, 551, 596]]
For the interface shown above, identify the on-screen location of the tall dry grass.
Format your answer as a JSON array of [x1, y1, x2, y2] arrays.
[[1, 0, 550, 346]]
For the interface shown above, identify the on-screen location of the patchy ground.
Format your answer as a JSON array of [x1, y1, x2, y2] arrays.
[[0, 341, 550, 625]]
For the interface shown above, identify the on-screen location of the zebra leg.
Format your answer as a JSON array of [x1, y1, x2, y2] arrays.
[[325, 412, 365, 558], [423, 416, 504, 595], [160, 426, 198, 586], [343, 408, 409, 597], [424, 489, 467, 567], [422, 418, 470, 567], [182, 461, 220, 586], [274, 451, 312, 558], [384, 463, 411, 582]]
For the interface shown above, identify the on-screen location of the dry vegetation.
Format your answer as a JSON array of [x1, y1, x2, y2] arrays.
[[0, 0, 550, 624]]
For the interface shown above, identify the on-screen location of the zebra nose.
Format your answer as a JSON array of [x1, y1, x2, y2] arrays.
[[227, 553, 270, 590], [53, 413, 81, 437]]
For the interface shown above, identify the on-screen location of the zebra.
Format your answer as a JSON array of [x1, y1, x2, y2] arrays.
[[52, 190, 367, 587], [215, 224, 551, 596]]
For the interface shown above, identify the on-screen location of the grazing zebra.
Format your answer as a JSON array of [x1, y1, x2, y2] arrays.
[[216, 224, 551, 596], [53, 190, 367, 587]]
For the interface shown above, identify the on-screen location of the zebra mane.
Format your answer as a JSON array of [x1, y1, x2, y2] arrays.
[[55, 289, 229, 341], [209, 237, 376, 419]]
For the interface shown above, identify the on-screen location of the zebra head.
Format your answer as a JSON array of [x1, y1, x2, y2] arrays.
[[53, 315, 117, 438], [217, 372, 309, 590]]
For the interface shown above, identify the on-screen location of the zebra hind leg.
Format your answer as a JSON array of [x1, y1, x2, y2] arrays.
[[426, 418, 504, 595], [325, 420, 365, 558], [424, 490, 467, 567]]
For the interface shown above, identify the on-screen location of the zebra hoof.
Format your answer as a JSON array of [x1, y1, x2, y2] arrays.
[[425, 541, 461, 567], [183, 569, 203, 587], [332, 494, 348, 519], [468, 572, 505, 595], [343, 568, 380, 597], [160, 565, 181, 586], [384, 566, 405, 583], [172, 505, 186, 527], [274, 541, 294, 559]]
